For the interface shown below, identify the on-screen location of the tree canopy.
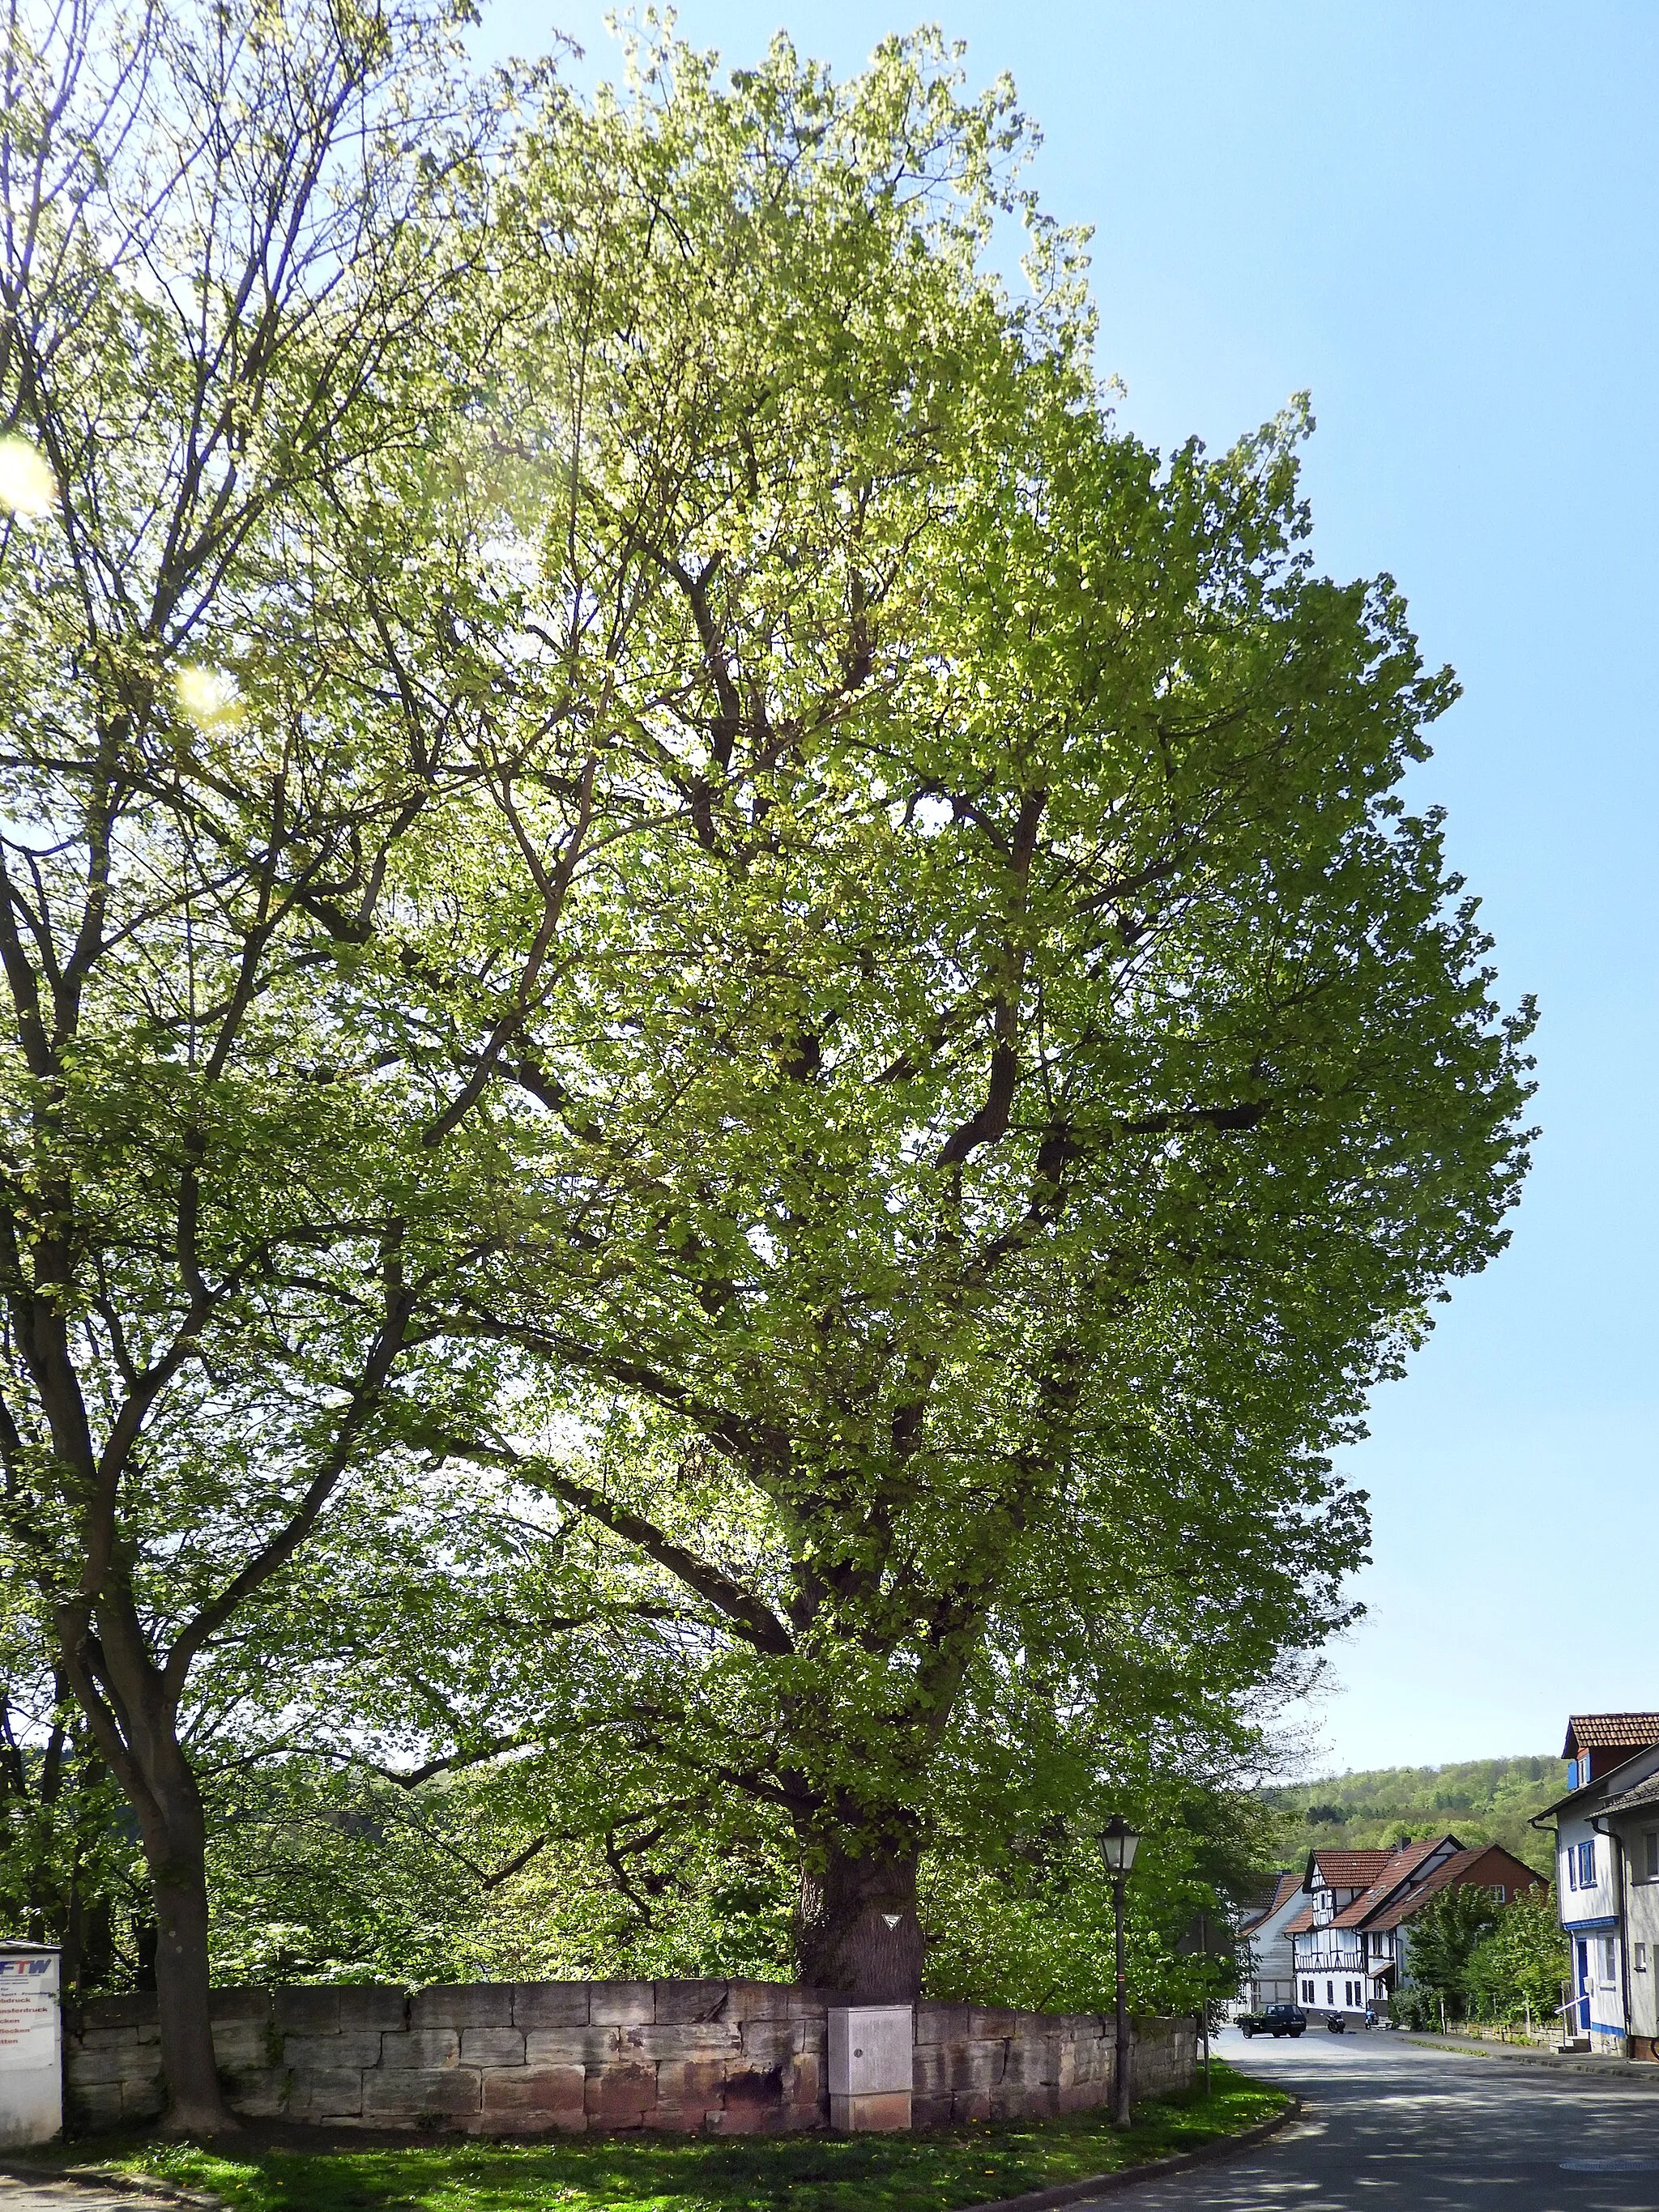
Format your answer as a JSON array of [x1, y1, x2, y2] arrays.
[[0, 0, 600, 2123], [418, 22, 1533, 1999], [0, 0, 1534, 2111]]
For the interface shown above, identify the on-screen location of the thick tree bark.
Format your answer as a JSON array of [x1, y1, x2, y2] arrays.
[[57, 1615, 232, 2134], [139, 1765, 227, 2135], [795, 1832, 925, 2001]]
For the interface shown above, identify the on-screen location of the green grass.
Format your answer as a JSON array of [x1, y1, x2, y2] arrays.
[[63, 2064, 1286, 2212]]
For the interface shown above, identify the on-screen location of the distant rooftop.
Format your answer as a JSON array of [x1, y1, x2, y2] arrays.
[[1562, 1713, 1659, 1757], [1304, 1848, 1395, 1889]]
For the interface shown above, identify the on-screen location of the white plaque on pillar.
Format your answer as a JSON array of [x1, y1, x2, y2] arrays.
[[0, 1947, 62, 2148]]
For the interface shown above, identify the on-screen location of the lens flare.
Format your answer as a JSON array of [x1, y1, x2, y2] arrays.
[[174, 664, 243, 728], [0, 437, 55, 518]]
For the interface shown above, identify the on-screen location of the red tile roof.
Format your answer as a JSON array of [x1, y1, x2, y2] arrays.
[[1330, 1836, 1448, 1928], [1306, 1849, 1395, 1890], [1563, 1713, 1659, 1757], [1365, 1846, 1485, 1931], [1290, 1837, 1544, 1948], [1366, 1844, 1542, 1931]]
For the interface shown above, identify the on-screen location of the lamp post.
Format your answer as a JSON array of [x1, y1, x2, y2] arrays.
[[1100, 1816, 1140, 2129]]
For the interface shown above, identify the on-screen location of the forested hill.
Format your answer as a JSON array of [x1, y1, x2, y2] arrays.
[[1261, 1757, 1563, 1877]]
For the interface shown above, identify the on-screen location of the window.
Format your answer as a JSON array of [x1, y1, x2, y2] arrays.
[[1603, 1937, 1618, 1982], [1490, 1884, 1506, 1903], [1636, 1944, 1648, 1973], [1578, 1839, 1597, 1889], [1302, 1980, 1314, 2001], [1644, 1832, 1658, 1882], [1327, 1980, 1335, 2007], [1565, 1848, 1577, 1891]]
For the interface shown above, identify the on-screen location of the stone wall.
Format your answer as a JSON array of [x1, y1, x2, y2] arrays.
[[63, 1980, 1195, 2137], [910, 2001, 1192, 2127]]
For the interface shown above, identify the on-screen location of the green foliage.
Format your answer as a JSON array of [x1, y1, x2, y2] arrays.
[[1397, 1882, 1503, 2027], [0, 0, 1537, 2028], [1263, 1758, 1559, 1874], [920, 1785, 1268, 2016], [1464, 1887, 1570, 2027], [96, 2066, 1290, 2212], [429, 17, 1536, 1982], [0, 1656, 150, 1993], [0, 0, 569, 2093], [202, 1759, 797, 1991]]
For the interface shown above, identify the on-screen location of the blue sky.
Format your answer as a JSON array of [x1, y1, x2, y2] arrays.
[[476, 2, 1658, 1777]]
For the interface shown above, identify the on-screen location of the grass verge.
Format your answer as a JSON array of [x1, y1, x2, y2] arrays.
[[56, 2062, 1288, 2212]]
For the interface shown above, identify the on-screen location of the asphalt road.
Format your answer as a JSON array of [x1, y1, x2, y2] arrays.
[[1091, 2025, 1659, 2211]]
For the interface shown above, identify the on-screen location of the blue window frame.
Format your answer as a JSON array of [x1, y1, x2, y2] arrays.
[[1578, 1839, 1596, 1890]]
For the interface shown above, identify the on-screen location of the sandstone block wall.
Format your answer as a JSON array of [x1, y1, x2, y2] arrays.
[[911, 2001, 1192, 2127], [63, 1980, 1194, 2137]]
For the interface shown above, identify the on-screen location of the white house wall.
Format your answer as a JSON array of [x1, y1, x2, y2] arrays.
[[1607, 1805, 1659, 2057], [1553, 1743, 1659, 2056], [1627, 1865, 1659, 2046], [1558, 1813, 1619, 1932]]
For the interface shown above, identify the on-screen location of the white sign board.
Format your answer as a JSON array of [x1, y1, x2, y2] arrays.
[[0, 1955, 58, 2067], [0, 1949, 62, 2149]]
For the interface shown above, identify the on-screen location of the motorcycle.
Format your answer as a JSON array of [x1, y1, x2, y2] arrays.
[[1326, 2013, 1347, 2033]]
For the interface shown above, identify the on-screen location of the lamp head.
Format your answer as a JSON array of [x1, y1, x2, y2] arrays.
[[1099, 1814, 1141, 1875]]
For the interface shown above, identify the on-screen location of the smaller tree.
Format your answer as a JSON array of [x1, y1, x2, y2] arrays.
[[918, 1792, 1260, 2018], [0, 0, 602, 2128], [1465, 1887, 1568, 2030], [1399, 1884, 1502, 2027]]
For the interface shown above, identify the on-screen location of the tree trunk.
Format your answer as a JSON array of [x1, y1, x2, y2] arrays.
[[58, 1615, 233, 2135], [796, 1832, 925, 2001], [130, 1739, 230, 2133]]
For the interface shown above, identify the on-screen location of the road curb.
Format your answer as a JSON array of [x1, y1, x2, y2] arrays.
[[961, 2095, 1303, 2212], [0, 2160, 221, 2209], [1401, 2033, 1659, 2085]]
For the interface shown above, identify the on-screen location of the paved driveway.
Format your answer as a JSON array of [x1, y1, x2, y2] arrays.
[[0, 2181, 150, 2212], [1094, 2026, 1659, 2210]]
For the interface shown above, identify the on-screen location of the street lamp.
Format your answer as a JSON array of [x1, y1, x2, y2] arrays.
[[1100, 1816, 1140, 2129]]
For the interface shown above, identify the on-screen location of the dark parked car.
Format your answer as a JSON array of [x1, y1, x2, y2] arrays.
[[1237, 2003, 1307, 2039]]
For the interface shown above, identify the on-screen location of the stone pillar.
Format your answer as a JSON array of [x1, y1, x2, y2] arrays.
[[827, 2005, 911, 2131], [0, 1944, 62, 2148]]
